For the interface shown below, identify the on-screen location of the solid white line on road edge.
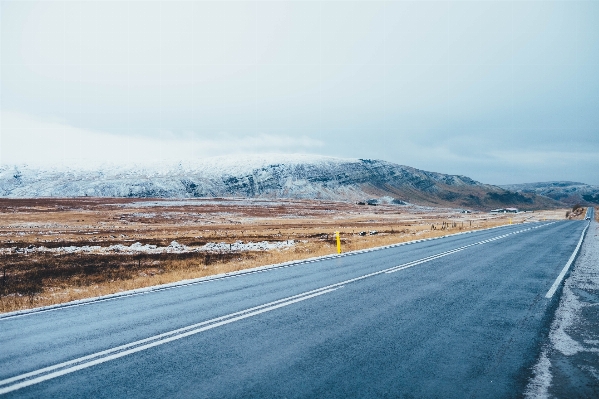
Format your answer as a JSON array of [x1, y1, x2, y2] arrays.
[[545, 221, 590, 299], [0, 221, 558, 394], [0, 287, 338, 395]]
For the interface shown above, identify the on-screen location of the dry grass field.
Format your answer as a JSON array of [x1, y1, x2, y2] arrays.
[[0, 197, 567, 313]]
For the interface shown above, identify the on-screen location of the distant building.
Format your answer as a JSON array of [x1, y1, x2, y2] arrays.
[[490, 208, 519, 213]]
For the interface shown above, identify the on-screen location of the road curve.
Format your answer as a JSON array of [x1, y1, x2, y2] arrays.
[[0, 220, 589, 398]]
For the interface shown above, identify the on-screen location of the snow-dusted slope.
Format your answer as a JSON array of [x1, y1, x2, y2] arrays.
[[501, 181, 599, 205], [0, 155, 555, 209], [501, 181, 599, 206]]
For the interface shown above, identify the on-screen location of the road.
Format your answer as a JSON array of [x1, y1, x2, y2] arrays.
[[0, 219, 590, 398]]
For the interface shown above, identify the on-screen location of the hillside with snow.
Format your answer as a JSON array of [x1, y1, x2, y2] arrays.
[[500, 181, 599, 206], [0, 155, 558, 209]]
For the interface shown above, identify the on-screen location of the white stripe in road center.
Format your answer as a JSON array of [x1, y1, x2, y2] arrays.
[[0, 222, 556, 395], [387, 223, 553, 274]]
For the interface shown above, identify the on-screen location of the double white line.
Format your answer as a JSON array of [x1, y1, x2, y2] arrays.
[[0, 222, 553, 395], [0, 286, 339, 395]]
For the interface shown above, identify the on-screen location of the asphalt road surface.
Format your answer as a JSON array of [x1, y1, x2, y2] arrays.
[[0, 219, 590, 398]]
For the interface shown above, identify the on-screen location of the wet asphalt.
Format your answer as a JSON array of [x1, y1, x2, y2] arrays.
[[0, 220, 588, 398]]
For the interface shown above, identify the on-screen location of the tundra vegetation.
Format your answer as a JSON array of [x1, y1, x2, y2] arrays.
[[566, 204, 586, 219], [0, 198, 566, 313]]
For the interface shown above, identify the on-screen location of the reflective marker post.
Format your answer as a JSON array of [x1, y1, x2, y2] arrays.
[[335, 231, 341, 254]]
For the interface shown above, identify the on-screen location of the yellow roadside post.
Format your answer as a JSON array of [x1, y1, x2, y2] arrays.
[[335, 231, 341, 254], [509, 218, 512, 225]]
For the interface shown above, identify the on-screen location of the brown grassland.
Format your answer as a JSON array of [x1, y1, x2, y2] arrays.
[[0, 198, 568, 313]]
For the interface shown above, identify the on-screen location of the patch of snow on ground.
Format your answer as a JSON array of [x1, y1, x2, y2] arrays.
[[549, 286, 586, 356], [8, 239, 295, 254], [524, 351, 552, 399], [201, 240, 295, 252]]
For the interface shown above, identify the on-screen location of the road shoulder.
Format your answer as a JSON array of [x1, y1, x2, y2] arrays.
[[526, 219, 599, 398]]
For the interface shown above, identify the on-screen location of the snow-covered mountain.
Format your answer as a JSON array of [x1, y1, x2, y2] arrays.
[[501, 181, 599, 206], [0, 155, 557, 209]]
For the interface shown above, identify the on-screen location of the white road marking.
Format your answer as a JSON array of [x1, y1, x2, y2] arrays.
[[0, 287, 338, 395], [545, 221, 590, 298], [0, 222, 557, 394], [386, 223, 555, 274]]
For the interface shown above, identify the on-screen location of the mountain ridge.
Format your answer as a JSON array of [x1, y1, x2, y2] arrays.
[[500, 181, 599, 206], [0, 155, 560, 210]]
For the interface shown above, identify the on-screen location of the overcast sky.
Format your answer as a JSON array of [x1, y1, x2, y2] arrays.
[[1, 1, 598, 185]]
